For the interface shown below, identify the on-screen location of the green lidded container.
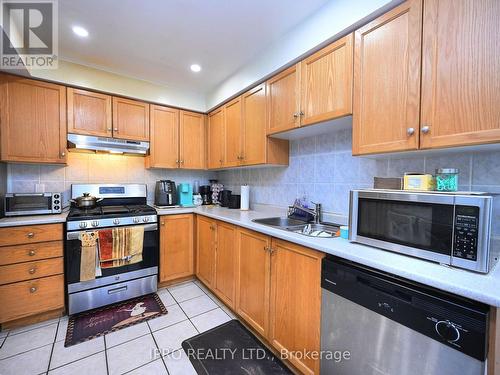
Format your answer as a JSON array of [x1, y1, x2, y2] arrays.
[[435, 168, 459, 191]]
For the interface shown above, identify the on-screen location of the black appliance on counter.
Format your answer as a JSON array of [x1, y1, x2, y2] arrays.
[[219, 190, 232, 207], [228, 194, 241, 209], [199, 185, 212, 205], [65, 184, 158, 315], [154, 180, 176, 206]]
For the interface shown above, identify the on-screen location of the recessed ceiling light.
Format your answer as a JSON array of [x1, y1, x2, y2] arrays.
[[72, 26, 89, 37], [190, 64, 201, 72]]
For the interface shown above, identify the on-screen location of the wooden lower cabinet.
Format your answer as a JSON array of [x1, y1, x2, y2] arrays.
[[235, 228, 271, 338], [214, 221, 237, 308], [196, 216, 217, 287], [269, 239, 324, 375], [159, 214, 194, 282]]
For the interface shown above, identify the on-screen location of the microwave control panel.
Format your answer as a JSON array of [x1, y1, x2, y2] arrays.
[[453, 206, 480, 261]]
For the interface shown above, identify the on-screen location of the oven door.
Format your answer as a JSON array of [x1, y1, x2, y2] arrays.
[[65, 223, 159, 291], [349, 191, 455, 265]]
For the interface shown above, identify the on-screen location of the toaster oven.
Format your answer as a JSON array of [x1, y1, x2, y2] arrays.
[[4, 193, 62, 216]]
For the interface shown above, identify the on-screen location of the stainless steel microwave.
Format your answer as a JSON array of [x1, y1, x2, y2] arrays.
[[349, 190, 499, 273], [4, 193, 62, 216]]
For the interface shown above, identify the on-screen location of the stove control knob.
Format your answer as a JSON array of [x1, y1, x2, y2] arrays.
[[142, 216, 150, 223], [91, 221, 99, 227], [133, 217, 140, 224], [79, 222, 87, 229], [113, 219, 120, 225], [435, 321, 460, 342]]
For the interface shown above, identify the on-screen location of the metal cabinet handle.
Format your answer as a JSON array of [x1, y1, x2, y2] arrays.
[[29, 249, 36, 256], [180, 160, 184, 164], [114, 128, 118, 132], [407, 127, 415, 136], [30, 287, 37, 293], [421, 125, 430, 134], [29, 267, 36, 274], [293, 113, 299, 118], [299, 111, 304, 116], [27, 232, 34, 239], [60, 151, 66, 157], [161, 221, 165, 226]]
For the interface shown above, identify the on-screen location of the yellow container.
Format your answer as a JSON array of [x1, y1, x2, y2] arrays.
[[403, 173, 435, 191]]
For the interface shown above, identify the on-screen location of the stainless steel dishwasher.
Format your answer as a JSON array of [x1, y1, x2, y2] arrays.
[[320, 256, 489, 375]]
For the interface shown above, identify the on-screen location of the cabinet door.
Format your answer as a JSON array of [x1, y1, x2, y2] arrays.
[[112, 97, 150, 141], [147, 105, 179, 169], [235, 228, 271, 338], [207, 107, 225, 169], [179, 111, 206, 169], [269, 239, 324, 375], [266, 64, 300, 135], [241, 84, 266, 165], [0, 74, 67, 164], [67, 88, 112, 137], [420, 0, 500, 149], [352, 0, 422, 155], [214, 221, 237, 308], [300, 34, 353, 126], [159, 214, 194, 282], [223, 97, 242, 167], [196, 216, 216, 287]]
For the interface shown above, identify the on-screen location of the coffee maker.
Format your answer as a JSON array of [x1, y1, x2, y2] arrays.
[[199, 185, 212, 205], [155, 180, 177, 206]]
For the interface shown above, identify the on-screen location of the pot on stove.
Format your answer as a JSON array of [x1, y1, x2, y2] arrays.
[[70, 192, 103, 208]]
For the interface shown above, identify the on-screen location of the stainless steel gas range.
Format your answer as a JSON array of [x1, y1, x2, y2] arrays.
[[65, 184, 158, 315]]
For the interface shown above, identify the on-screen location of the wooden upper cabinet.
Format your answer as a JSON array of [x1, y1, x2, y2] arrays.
[[269, 239, 324, 375], [147, 105, 179, 169], [196, 216, 216, 287], [352, 0, 422, 155], [266, 64, 300, 135], [300, 34, 353, 126], [112, 97, 150, 141], [214, 221, 237, 308], [207, 107, 225, 169], [235, 228, 271, 338], [224, 97, 243, 167], [420, 0, 500, 149], [241, 84, 267, 165], [159, 214, 194, 282], [179, 111, 206, 169], [0, 74, 67, 164], [67, 88, 112, 137]]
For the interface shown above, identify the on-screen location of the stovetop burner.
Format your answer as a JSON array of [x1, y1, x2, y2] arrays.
[[67, 204, 156, 221]]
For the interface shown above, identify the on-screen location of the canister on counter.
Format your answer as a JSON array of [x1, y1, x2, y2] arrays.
[[403, 173, 435, 191], [435, 168, 459, 191]]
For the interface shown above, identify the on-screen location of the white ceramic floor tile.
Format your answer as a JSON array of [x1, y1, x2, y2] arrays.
[[105, 322, 150, 348], [106, 333, 157, 375], [0, 343, 52, 375], [168, 282, 204, 303], [48, 351, 107, 375], [126, 358, 168, 375], [9, 317, 60, 336], [156, 289, 176, 307], [202, 290, 225, 307], [147, 304, 188, 332], [55, 317, 68, 342], [164, 349, 197, 375], [179, 295, 218, 318], [153, 320, 198, 355], [50, 337, 104, 369], [0, 330, 9, 339], [190, 308, 231, 333], [220, 304, 237, 319], [0, 336, 5, 348], [0, 323, 57, 359]]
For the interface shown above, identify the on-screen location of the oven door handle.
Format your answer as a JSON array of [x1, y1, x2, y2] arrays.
[[66, 223, 158, 240]]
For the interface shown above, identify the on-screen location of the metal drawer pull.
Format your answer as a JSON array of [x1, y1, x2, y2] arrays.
[[28, 267, 37, 274], [27, 232, 35, 238], [108, 286, 127, 294], [29, 250, 36, 256], [30, 287, 37, 293], [324, 278, 337, 286]]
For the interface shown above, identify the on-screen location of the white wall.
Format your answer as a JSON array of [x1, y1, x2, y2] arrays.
[[206, 0, 396, 109]]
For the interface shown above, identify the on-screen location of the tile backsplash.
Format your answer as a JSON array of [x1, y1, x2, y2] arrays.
[[217, 128, 500, 221], [6, 152, 216, 206]]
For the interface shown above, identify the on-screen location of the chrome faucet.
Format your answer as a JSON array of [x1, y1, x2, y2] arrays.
[[288, 201, 322, 224]]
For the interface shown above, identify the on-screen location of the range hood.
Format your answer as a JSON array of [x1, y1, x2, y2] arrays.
[[67, 134, 149, 155]]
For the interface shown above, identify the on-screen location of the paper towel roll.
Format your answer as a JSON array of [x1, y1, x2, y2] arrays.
[[240, 185, 250, 210]]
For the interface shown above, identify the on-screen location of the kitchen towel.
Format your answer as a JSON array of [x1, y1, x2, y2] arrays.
[[99, 226, 145, 268], [79, 231, 98, 281], [240, 185, 249, 210], [98, 229, 114, 268]]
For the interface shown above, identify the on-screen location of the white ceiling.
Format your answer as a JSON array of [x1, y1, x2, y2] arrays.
[[59, 0, 330, 96]]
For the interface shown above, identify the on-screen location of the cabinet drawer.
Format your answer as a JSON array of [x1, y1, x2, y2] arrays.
[[0, 224, 63, 247], [0, 241, 63, 265], [0, 258, 63, 285], [0, 274, 64, 323]]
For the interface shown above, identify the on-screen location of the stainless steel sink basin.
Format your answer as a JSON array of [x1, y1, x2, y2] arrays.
[[252, 217, 340, 238], [252, 217, 307, 227]]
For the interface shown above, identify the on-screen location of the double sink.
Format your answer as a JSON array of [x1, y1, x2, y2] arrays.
[[252, 217, 340, 238]]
